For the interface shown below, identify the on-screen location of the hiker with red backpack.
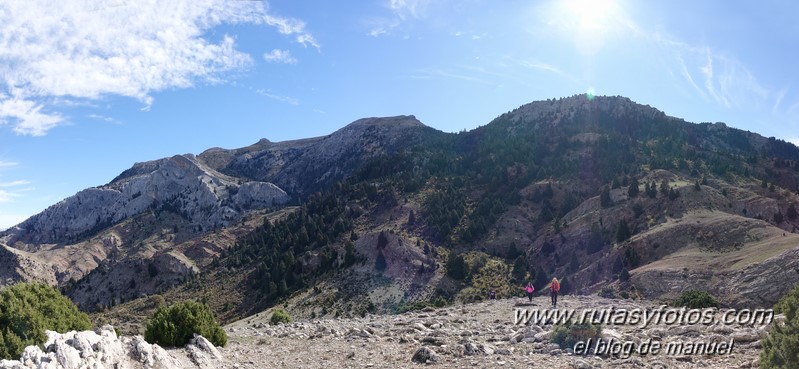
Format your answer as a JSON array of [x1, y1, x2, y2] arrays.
[[550, 277, 560, 308], [524, 282, 535, 302]]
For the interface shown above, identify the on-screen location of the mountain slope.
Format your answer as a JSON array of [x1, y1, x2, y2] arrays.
[[5, 95, 799, 329], [88, 96, 799, 336], [0, 115, 437, 310], [6, 154, 288, 247], [201, 115, 434, 197]]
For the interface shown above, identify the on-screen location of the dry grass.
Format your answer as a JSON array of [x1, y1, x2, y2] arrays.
[[631, 210, 799, 273]]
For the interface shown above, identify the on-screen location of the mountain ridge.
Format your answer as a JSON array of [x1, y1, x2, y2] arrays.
[[3, 95, 799, 329]]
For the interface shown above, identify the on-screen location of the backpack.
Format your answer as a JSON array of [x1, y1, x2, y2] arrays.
[[526, 284, 534, 293], [551, 280, 560, 293]]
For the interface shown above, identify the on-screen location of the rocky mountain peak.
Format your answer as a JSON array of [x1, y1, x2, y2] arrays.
[[502, 94, 671, 127], [341, 115, 425, 130], [208, 114, 435, 198], [3, 151, 289, 246]]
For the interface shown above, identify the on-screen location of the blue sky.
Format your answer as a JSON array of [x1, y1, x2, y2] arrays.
[[0, 0, 798, 229]]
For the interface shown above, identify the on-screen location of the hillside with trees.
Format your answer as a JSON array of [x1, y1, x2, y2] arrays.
[[5, 95, 799, 334]]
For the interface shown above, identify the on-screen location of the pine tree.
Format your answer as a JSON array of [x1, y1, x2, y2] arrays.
[[534, 269, 549, 291], [559, 276, 572, 295], [600, 186, 613, 208], [788, 204, 798, 221], [660, 179, 670, 197], [446, 253, 468, 280], [646, 181, 657, 198], [586, 229, 605, 254], [375, 250, 387, 272], [628, 178, 639, 197], [616, 220, 631, 243], [761, 283, 799, 368], [541, 240, 555, 255], [343, 242, 357, 267], [543, 182, 554, 199], [377, 231, 388, 249], [506, 242, 522, 259], [619, 268, 630, 282], [511, 257, 526, 282]]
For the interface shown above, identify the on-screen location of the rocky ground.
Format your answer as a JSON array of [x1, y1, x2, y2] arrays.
[[0, 295, 770, 368], [220, 295, 767, 369]]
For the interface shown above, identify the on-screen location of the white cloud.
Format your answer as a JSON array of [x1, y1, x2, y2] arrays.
[[517, 60, 579, 84], [368, 0, 431, 37], [657, 37, 769, 111], [87, 114, 122, 125], [0, 180, 30, 187], [255, 89, 300, 106], [389, 0, 431, 20], [789, 100, 799, 115], [366, 17, 401, 37], [0, 164, 29, 203], [0, 97, 64, 136], [0, 1, 318, 135], [264, 13, 320, 49], [369, 28, 387, 37], [264, 49, 298, 64], [677, 55, 706, 100], [773, 89, 787, 115], [0, 189, 20, 203], [412, 69, 494, 85]]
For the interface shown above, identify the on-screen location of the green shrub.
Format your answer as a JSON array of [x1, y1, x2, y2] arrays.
[[0, 283, 92, 359], [148, 294, 166, 309], [270, 308, 292, 325], [761, 284, 799, 368], [446, 253, 468, 280], [144, 300, 227, 347], [550, 321, 602, 349], [673, 289, 718, 309], [598, 285, 617, 299]]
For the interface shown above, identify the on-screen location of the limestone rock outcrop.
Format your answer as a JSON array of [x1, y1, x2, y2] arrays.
[[0, 326, 222, 369]]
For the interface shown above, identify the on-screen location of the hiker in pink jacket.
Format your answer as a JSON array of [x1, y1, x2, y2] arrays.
[[524, 282, 535, 302]]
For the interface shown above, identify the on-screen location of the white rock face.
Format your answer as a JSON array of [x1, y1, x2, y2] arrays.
[[1, 115, 426, 248], [0, 326, 222, 369], [233, 182, 289, 210], [7, 154, 289, 245]]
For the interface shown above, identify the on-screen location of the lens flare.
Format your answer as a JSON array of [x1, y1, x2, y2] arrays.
[[586, 88, 596, 100]]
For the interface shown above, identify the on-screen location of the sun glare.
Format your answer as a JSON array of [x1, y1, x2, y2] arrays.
[[564, 0, 618, 30], [552, 0, 622, 56], [586, 87, 596, 100]]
